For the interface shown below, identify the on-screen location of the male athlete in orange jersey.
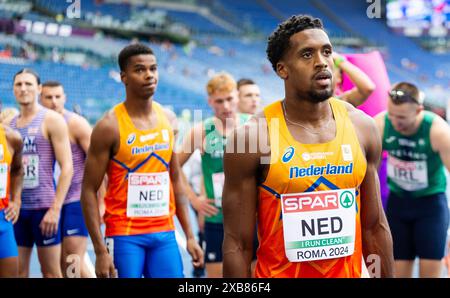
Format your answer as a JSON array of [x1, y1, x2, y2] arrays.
[[0, 121, 23, 277], [81, 43, 203, 278], [222, 15, 394, 278]]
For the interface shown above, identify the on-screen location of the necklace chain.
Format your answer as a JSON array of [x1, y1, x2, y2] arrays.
[[281, 101, 332, 135]]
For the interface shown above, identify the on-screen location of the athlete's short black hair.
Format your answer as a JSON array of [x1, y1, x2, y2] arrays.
[[118, 43, 154, 72], [237, 78, 256, 90], [42, 80, 62, 88], [13, 68, 41, 85], [266, 15, 324, 71]]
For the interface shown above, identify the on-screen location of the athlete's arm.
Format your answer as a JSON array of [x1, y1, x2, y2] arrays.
[[373, 112, 386, 141], [70, 114, 93, 153], [3, 126, 23, 224], [335, 53, 376, 107], [223, 121, 261, 277], [353, 110, 395, 277], [170, 151, 204, 269], [80, 114, 117, 278], [70, 114, 108, 210], [430, 115, 450, 172], [41, 111, 73, 237], [177, 124, 218, 216]]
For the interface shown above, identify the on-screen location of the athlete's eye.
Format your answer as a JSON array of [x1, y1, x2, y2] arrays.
[[302, 52, 312, 59], [323, 49, 332, 56]]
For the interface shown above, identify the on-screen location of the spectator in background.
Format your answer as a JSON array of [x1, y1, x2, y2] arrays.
[[0, 44, 13, 58]]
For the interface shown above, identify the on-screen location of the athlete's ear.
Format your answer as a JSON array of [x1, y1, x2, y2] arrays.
[[120, 71, 128, 86], [416, 104, 424, 115], [277, 62, 288, 80]]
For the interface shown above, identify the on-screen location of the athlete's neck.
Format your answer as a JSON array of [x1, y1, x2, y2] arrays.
[[123, 97, 154, 118], [19, 101, 40, 119], [399, 111, 425, 136], [214, 114, 239, 135], [283, 97, 333, 126]]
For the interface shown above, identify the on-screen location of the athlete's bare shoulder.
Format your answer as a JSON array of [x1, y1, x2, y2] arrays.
[[342, 99, 380, 156], [42, 108, 68, 139], [91, 108, 119, 149], [230, 110, 269, 160], [342, 100, 375, 128], [44, 108, 65, 123], [67, 111, 90, 126], [66, 111, 90, 129]]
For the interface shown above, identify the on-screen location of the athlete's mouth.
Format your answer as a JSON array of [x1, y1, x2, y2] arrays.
[[142, 82, 156, 88], [313, 71, 332, 87], [313, 71, 332, 81]]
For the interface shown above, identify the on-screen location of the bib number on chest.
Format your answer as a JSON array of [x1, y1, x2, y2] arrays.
[[387, 155, 428, 191], [212, 172, 224, 207], [0, 163, 8, 199], [127, 172, 170, 217], [23, 155, 39, 189], [280, 188, 357, 262]]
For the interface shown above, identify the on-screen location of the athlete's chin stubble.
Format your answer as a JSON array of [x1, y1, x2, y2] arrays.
[[307, 89, 334, 103]]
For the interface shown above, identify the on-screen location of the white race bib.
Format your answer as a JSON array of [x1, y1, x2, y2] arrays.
[[280, 188, 357, 262], [212, 172, 224, 207], [23, 155, 39, 189], [387, 155, 428, 191], [127, 172, 170, 217], [0, 163, 8, 199]]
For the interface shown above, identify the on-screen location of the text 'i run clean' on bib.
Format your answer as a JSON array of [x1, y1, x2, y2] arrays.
[[127, 171, 170, 217], [281, 188, 356, 262]]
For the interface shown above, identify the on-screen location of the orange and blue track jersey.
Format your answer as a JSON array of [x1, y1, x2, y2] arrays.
[[256, 98, 367, 278], [104, 102, 176, 237], [0, 126, 11, 211]]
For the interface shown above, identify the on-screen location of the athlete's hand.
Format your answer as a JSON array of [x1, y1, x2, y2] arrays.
[[4, 200, 21, 224], [192, 195, 219, 217], [187, 237, 204, 269], [95, 251, 117, 278], [39, 206, 61, 237]]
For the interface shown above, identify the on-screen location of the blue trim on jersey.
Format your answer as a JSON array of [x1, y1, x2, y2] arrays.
[[132, 152, 169, 173], [111, 158, 132, 172], [305, 176, 340, 192], [149, 152, 169, 170], [260, 184, 281, 199], [112, 152, 169, 181]]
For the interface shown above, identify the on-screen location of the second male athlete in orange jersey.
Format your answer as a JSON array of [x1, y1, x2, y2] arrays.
[[81, 43, 203, 278], [222, 15, 394, 278]]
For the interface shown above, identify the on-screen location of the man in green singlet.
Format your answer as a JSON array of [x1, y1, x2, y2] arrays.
[[177, 72, 252, 277], [374, 82, 450, 278]]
